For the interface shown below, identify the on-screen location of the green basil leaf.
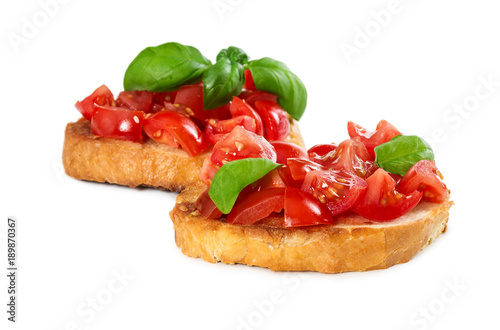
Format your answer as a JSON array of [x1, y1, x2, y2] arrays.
[[247, 57, 307, 120], [217, 46, 249, 65], [123, 42, 212, 92], [203, 57, 244, 110], [208, 158, 281, 214], [374, 135, 435, 176]]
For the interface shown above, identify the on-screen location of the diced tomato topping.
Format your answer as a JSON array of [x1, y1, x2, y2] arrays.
[[195, 188, 223, 219], [284, 187, 334, 227], [398, 160, 448, 203], [143, 111, 207, 157], [227, 188, 285, 225], [91, 105, 144, 142], [174, 84, 231, 121], [238, 90, 278, 108], [254, 100, 290, 141], [348, 120, 402, 158], [243, 69, 257, 91], [205, 115, 257, 145], [200, 157, 220, 185], [278, 165, 304, 189], [116, 90, 153, 112], [352, 168, 422, 221], [210, 126, 277, 166], [75, 85, 114, 120], [230, 96, 264, 135], [308, 143, 338, 163], [270, 141, 308, 165], [301, 170, 368, 216]]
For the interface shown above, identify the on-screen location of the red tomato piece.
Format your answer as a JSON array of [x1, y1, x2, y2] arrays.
[[143, 111, 207, 157], [352, 168, 423, 221], [237, 169, 286, 202], [347, 120, 402, 158], [205, 115, 257, 145], [195, 188, 223, 219], [75, 84, 114, 121], [174, 84, 231, 121], [254, 100, 290, 141], [210, 126, 277, 166], [243, 69, 257, 91], [238, 90, 278, 108], [398, 160, 448, 203], [200, 157, 220, 185], [287, 158, 326, 180], [301, 170, 368, 216], [278, 165, 304, 189], [284, 187, 334, 227], [227, 188, 285, 225], [308, 143, 338, 163], [270, 141, 308, 165], [318, 138, 376, 178], [152, 91, 177, 105], [116, 90, 153, 112], [230, 96, 264, 135], [91, 105, 144, 143]]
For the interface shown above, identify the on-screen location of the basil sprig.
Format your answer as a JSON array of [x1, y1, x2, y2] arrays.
[[374, 135, 435, 176], [124, 42, 211, 92], [123, 42, 307, 119], [247, 58, 307, 120], [209, 158, 281, 214], [203, 47, 248, 110]]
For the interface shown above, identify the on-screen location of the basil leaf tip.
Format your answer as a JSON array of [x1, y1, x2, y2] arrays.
[[374, 135, 434, 176], [208, 158, 281, 214]]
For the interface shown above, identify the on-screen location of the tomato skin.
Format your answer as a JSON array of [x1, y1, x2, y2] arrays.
[[195, 188, 223, 219], [91, 105, 144, 143], [254, 100, 290, 141], [398, 160, 448, 203], [75, 85, 114, 121], [205, 115, 257, 145], [243, 69, 257, 91], [143, 111, 207, 157], [319, 138, 376, 178], [287, 158, 325, 180], [200, 156, 220, 185], [230, 96, 264, 135], [238, 90, 278, 108], [347, 120, 402, 158], [174, 84, 231, 121], [278, 165, 304, 189], [210, 125, 277, 166], [227, 188, 285, 225], [270, 141, 308, 165], [308, 143, 338, 162], [116, 90, 153, 112], [284, 188, 334, 227], [352, 168, 423, 221], [301, 170, 368, 216]]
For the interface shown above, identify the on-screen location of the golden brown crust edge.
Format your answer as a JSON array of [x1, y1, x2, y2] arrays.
[[170, 182, 453, 274], [62, 118, 304, 192]]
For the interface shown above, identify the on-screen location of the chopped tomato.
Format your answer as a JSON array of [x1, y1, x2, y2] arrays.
[[195, 188, 223, 219], [287, 158, 326, 181], [270, 141, 308, 165], [91, 105, 144, 142], [308, 143, 338, 163], [301, 170, 368, 216], [398, 160, 448, 203], [278, 165, 304, 189], [237, 169, 285, 202], [152, 91, 177, 105], [210, 125, 277, 166], [284, 188, 334, 227], [352, 168, 422, 221], [175, 84, 231, 121], [205, 115, 257, 145], [227, 188, 285, 225], [348, 120, 402, 158], [238, 90, 278, 108], [75, 85, 114, 121], [243, 69, 257, 91], [254, 100, 290, 141], [116, 90, 153, 112], [318, 138, 376, 178], [143, 111, 207, 157], [230, 96, 264, 135], [200, 157, 220, 185]]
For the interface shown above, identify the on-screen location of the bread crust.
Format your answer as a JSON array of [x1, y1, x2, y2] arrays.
[[170, 182, 453, 273], [62, 118, 304, 191]]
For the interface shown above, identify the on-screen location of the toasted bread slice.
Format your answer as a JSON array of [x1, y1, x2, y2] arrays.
[[62, 118, 304, 191], [170, 182, 453, 273]]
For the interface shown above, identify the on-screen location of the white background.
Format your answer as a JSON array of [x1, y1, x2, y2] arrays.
[[1, 0, 499, 329]]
